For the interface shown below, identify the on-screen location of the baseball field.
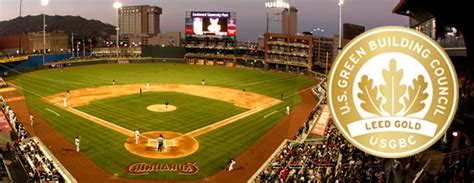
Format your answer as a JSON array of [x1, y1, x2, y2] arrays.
[[7, 63, 315, 180]]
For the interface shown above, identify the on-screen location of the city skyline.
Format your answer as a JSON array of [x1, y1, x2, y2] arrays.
[[0, 0, 407, 41]]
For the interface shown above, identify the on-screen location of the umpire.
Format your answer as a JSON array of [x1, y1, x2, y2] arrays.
[[157, 134, 164, 152]]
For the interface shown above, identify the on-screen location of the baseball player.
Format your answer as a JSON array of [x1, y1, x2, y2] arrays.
[[67, 90, 71, 97], [18, 127, 23, 139], [75, 136, 80, 152], [29, 114, 34, 126], [201, 79, 205, 85], [242, 89, 246, 96], [112, 79, 116, 86], [63, 97, 67, 108], [20, 128, 27, 140], [140, 88, 143, 97], [165, 101, 169, 111], [135, 129, 140, 144], [286, 106, 290, 115], [146, 82, 150, 91], [228, 159, 236, 171], [8, 109, 13, 122], [157, 134, 164, 152]]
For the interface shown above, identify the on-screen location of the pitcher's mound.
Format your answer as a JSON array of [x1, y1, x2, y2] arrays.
[[146, 104, 177, 112], [124, 131, 199, 159]]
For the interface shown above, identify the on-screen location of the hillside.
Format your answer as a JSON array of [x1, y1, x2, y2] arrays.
[[0, 15, 115, 38]]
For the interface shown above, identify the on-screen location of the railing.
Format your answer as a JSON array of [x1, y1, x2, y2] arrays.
[[0, 154, 13, 182], [295, 104, 325, 143], [32, 137, 77, 183], [295, 78, 327, 142], [247, 139, 293, 183], [310, 71, 326, 81]]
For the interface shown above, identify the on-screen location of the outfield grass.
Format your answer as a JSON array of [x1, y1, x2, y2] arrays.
[[8, 63, 315, 180], [75, 92, 248, 133]]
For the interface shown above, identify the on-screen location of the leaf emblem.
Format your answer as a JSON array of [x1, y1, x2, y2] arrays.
[[403, 75, 428, 115], [357, 75, 383, 115], [380, 59, 406, 116]]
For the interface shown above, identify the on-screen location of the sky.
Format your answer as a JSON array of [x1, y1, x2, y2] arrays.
[[0, 0, 407, 41]]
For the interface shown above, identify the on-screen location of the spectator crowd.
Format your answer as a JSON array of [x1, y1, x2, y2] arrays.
[[1, 96, 28, 140], [13, 139, 64, 182], [294, 105, 321, 141], [256, 120, 389, 182], [429, 153, 473, 182]]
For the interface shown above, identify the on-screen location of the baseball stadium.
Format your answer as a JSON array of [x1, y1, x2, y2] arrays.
[[0, 60, 321, 182], [1, 0, 473, 182]]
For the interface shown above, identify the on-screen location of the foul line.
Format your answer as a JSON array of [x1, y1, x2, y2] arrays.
[[264, 110, 278, 118], [185, 108, 264, 137], [283, 86, 314, 100], [63, 107, 153, 140], [45, 108, 60, 116], [185, 100, 281, 138]]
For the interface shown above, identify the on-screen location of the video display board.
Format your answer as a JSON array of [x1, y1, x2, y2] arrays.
[[185, 11, 236, 38]]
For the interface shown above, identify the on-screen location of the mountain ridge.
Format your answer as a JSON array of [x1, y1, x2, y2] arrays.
[[0, 15, 115, 38]]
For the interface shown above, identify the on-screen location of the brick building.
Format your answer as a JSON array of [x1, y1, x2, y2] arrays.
[[0, 32, 69, 55]]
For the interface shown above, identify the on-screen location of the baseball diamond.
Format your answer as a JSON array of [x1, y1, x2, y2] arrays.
[[3, 63, 317, 180]]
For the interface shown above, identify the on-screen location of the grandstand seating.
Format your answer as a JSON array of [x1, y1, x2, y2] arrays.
[[1, 96, 76, 182], [14, 138, 64, 182]]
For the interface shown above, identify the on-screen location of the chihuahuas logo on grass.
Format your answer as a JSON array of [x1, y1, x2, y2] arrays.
[[328, 26, 458, 158]]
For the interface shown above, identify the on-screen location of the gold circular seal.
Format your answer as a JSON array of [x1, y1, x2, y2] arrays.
[[328, 26, 458, 158]]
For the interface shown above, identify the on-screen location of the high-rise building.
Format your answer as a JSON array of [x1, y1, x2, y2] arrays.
[[118, 5, 162, 36], [282, 7, 297, 34], [342, 23, 365, 48], [313, 34, 339, 65]]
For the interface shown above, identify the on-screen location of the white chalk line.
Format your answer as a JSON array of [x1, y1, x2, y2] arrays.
[[65, 107, 154, 140], [264, 110, 279, 118], [45, 108, 60, 116]]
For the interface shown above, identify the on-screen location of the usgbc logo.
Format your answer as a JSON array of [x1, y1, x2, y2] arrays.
[[328, 26, 458, 158]]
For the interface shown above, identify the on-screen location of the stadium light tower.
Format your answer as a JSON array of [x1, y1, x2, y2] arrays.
[[113, 1, 122, 59], [41, 0, 48, 65], [313, 28, 324, 63], [265, 0, 289, 33], [338, 0, 344, 52]]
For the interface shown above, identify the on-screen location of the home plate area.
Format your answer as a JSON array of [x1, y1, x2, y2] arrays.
[[145, 139, 176, 150], [124, 131, 199, 159]]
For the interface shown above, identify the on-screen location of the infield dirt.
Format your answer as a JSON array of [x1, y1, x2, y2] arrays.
[[146, 104, 177, 112], [45, 84, 279, 109]]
